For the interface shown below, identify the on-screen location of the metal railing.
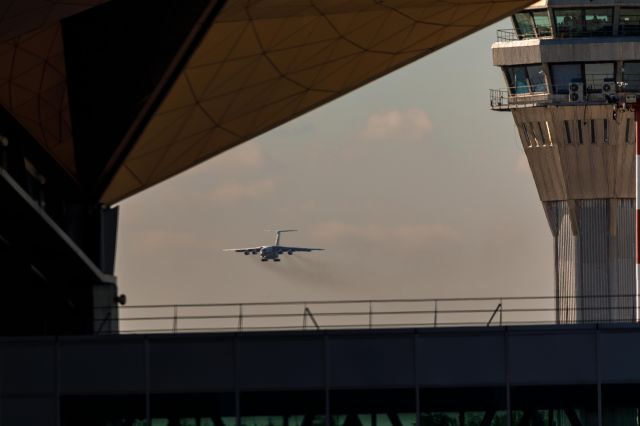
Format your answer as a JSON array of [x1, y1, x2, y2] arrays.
[[490, 88, 551, 110], [496, 28, 552, 42], [496, 27, 623, 42], [490, 84, 640, 111], [94, 294, 638, 335]]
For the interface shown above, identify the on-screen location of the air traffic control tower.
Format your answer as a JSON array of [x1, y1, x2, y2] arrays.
[[491, 1, 640, 322]]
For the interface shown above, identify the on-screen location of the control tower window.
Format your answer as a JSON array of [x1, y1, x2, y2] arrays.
[[551, 64, 583, 94], [514, 10, 552, 38], [554, 8, 613, 37], [506, 66, 529, 94], [514, 12, 535, 37], [532, 11, 552, 36], [619, 8, 640, 36], [622, 61, 640, 91], [584, 9, 613, 36], [505, 65, 547, 94], [584, 63, 614, 93], [555, 9, 583, 37], [527, 65, 547, 92]]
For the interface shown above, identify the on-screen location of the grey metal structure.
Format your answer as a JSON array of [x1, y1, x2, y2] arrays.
[[5, 324, 640, 425], [491, 0, 640, 322], [97, 295, 639, 334]]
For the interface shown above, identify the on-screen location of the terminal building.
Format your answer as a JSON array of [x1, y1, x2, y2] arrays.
[[2, 0, 640, 425]]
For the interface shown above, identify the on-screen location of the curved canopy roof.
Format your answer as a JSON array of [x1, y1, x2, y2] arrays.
[[0, 0, 534, 205]]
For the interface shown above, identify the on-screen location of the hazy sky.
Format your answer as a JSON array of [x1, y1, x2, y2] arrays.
[[114, 19, 553, 308]]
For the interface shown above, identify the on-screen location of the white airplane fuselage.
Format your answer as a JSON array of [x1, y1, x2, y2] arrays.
[[250, 246, 294, 261], [227, 229, 322, 261]]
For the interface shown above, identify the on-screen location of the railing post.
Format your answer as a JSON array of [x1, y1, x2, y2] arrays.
[[369, 301, 373, 329], [487, 302, 503, 327], [303, 307, 320, 330], [433, 300, 438, 327], [172, 305, 178, 333], [303, 303, 308, 330], [238, 304, 243, 331], [500, 298, 503, 326]]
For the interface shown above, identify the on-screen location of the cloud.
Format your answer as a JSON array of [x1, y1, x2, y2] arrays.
[[208, 178, 276, 205], [360, 108, 432, 142], [310, 221, 459, 248]]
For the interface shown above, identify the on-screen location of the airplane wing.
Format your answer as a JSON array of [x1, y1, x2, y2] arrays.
[[278, 246, 324, 252], [223, 247, 262, 253]]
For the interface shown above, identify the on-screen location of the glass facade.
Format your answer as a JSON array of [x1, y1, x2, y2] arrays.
[[619, 8, 640, 36], [241, 391, 325, 426], [532, 11, 552, 37], [554, 9, 583, 37], [602, 385, 640, 425], [420, 387, 507, 426], [513, 12, 535, 37], [60, 395, 146, 426], [623, 61, 640, 91], [505, 65, 547, 94], [511, 386, 598, 426], [506, 66, 528, 94], [509, 6, 640, 39], [551, 64, 582, 94], [584, 62, 615, 93], [553, 8, 613, 37], [331, 389, 414, 426], [513, 10, 551, 38], [527, 65, 546, 93], [62, 386, 640, 426], [503, 62, 620, 96], [584, 8, 613, 36]]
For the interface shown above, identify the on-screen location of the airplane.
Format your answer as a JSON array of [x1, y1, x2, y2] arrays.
[[223, 229, 323, 262]]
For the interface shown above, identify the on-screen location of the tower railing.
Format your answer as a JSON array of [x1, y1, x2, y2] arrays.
[[495, 27, 640, 41], [490, 88, 550, 110], [490, 81, 640, 110], [94, 294, 638, 335], [496, 28, 552, 42]]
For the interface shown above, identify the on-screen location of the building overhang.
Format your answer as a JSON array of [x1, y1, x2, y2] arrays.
[[1, 0, 538, 205]]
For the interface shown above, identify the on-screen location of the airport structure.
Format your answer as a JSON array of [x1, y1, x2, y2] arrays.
[[4, 0, 640, 425], [491, 0, 640, 323], [0, 0, 533, 337]]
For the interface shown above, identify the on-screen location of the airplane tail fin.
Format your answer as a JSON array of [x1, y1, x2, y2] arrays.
[[266, 229, 297, 246]]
